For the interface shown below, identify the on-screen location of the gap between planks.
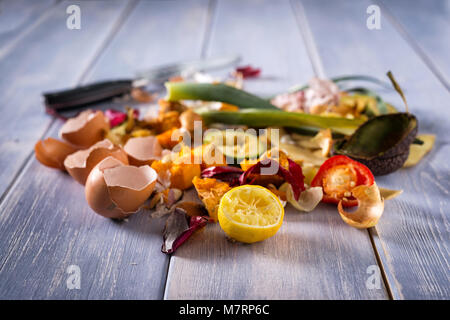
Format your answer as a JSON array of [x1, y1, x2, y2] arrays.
[[291, 0, 395, 299], [376, 0, 450, 92], [0, 0, 61, 61], [162, 0, 218, 300], [0, 0, 140, 266]]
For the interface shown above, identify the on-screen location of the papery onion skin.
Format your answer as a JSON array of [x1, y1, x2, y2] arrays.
[[337, 183, 384, 229]]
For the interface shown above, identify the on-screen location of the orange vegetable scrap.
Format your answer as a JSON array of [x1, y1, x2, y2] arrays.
[[157, 128, 182, 149], [151, 158, 201, 190], [193, 176, 231, 221]]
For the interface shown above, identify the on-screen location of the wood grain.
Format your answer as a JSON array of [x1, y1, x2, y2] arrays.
[[301, 0, 450, 299], [379, 0, 450, 90], [0, 0, 57, 55], [164, 0, 388, 300], [0, 0, 130, 199], [0, 0, 210, 299]]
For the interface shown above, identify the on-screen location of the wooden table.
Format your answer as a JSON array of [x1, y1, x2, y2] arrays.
[[0, 0, 448, 300]]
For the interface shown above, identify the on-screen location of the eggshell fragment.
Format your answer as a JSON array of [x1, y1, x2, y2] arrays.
[[59, 110, 109, 148], [64, 139, 128, 185], [124, 136, 163, 166], [34, 138, 77, 170], [85, 156, 157, 219], [85, 157, 126, 218]]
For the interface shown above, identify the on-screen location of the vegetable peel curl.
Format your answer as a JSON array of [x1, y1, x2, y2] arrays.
[[337, 183, 384, 229], [280, 183, 323, 212]]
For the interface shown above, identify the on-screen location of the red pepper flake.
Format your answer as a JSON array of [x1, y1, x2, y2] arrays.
[[162, 208, 209, 254], [234, 65, 261, 78]]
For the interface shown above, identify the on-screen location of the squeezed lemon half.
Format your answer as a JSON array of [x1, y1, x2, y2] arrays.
[[218, 185, 284, 243]]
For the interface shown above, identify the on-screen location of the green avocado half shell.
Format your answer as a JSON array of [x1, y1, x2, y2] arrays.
[[333, 113, 418, 175]]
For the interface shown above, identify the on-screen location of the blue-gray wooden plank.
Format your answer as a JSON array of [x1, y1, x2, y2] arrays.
[[379, 0, 450, 90], [0, 0, 210, 299], [0, 0, 57, 55], [164, 0, 388, 300], [301, 0, 450, 299], [0, 0, 131, 200]]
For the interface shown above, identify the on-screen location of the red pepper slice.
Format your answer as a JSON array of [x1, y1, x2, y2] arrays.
[[311, 155, 374, 207]]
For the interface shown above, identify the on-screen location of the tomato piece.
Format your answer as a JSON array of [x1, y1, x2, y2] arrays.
[[311, 155, 374, 207]]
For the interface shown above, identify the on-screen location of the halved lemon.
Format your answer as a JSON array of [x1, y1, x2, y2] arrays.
[[218, 185, 284, 243]]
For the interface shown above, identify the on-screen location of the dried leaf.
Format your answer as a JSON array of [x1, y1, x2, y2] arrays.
[[162, 208, 209, 254]]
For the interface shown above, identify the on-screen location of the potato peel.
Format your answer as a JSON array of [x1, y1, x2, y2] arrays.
[[338, 183, 384, 228]]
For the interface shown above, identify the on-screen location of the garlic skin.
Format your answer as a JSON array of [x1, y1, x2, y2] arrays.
[[85, 156, 157, 219]]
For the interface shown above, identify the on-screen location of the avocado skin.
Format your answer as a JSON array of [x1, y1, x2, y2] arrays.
[[349, 150, 409, 175], [343, 124, 417, 176]]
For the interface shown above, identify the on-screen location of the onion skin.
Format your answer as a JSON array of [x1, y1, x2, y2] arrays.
[[337, 183, 384, 228]]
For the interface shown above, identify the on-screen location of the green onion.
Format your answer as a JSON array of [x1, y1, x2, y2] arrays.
[[165, 82, 278, 110], [197, 109, 365, 135]]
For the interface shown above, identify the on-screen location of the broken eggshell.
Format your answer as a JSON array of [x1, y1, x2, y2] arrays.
[[34, 137, 77, 170], [85, 156, 158, 219], [64, 139, 128, 184], [59, 110, 109, 148], [124, 136, 163, 166]]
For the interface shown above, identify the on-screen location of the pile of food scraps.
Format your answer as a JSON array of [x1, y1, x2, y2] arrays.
[[35, 67, 435, 254]]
